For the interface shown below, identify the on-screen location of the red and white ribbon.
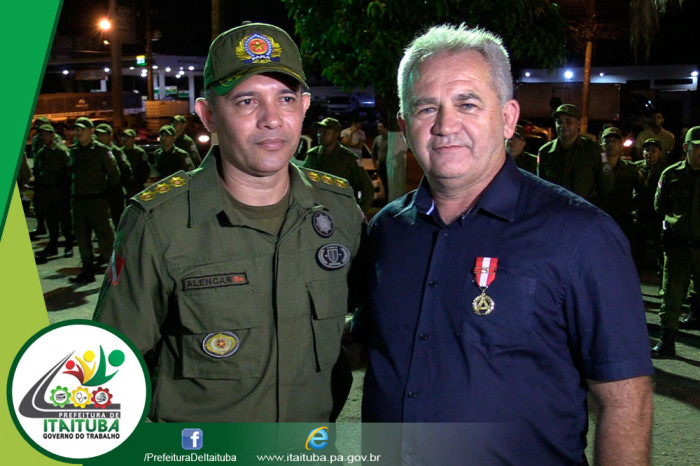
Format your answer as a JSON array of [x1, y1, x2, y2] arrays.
[[474, 257, 498, 288]]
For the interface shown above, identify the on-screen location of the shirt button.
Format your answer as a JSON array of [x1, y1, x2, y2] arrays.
[[428, 280, 438, 287], [419, 333, 429, 341], [404, 449, 415, 458], [407, 390, 419, 399], [441, 230, 449, 237]]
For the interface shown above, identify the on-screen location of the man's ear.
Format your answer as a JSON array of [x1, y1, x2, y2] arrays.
[[195, 97, 216, 134], [502, 99, 520, 139]]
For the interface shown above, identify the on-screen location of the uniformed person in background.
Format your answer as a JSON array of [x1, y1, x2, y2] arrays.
[[597, 127, 643, 246], [94, 22, 364, 423], [33, 123, 73, 262], [538, 104, 614, 204], [95, 123, 133, 228], [171, 114, 202, 167], [29, 116, 62, 238], [634, 137, 669, 274], [506, 124, 537, 174], [69, 117, 121, 284], [653, 126, 700, 357], [304, 117, 375, 215], [120, 128, 152, 197], [154, 124, 194, 179]]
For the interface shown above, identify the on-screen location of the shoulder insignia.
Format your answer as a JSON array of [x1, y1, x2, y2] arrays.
[[299, 167, 354, 197], [132, 170, 190, 209]]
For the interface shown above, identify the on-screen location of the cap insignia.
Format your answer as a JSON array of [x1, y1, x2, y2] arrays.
[[236, 33, 282, 65]]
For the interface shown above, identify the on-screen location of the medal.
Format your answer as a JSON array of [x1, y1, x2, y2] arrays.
[[472, 257, 498, 316]]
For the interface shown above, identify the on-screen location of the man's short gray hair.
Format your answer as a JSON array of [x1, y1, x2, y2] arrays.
[[397, 24, 513, 116]]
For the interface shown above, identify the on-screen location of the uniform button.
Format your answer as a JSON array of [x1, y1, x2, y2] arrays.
[[419, 333, 429, 341], [428, 280, 438, 287], [404, 449, 415, 458], [407, 390, 419, 399]]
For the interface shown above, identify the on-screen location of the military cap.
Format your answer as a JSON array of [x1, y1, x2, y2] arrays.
[[601, 127, 622, 140], [159, 125, 176, 136], [171, 115, 187, 123], [552, 104, 582, 120], [95, 123, 113, 134], [642, 138, 663, 150], [34, 116, 51, 128], [74, 117, 94, 129], [38, 123, 55, 133], [313, 118, 342, 133], [122, 128, 137, 138], [512, 125, 526, 139], [685, 126, 700, 145], [204, 21, 307, 96]]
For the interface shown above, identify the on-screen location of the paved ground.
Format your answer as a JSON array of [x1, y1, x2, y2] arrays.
[[26, 216, 700, 464]]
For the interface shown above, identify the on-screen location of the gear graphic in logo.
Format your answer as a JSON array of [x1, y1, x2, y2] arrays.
[[91, 387, 113, 409], [71, 387, 92, 408], [50, 386, 71, 408]]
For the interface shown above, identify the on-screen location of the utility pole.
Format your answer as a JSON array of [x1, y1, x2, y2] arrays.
[[109, 0, 124, 129], [146, 0, 155, 100]]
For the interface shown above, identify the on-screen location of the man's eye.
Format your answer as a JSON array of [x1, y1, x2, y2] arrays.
[[238, 99, 254, 106]]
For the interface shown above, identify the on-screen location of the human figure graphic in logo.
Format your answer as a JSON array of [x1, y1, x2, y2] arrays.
[[9, 322, 148, 461]]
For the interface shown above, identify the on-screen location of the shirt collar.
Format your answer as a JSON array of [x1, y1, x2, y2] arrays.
[[400, 156, 521, 224], [188, 146, 319, 227]]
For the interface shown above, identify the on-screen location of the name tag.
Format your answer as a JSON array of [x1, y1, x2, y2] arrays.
[[182, 273, 248, 291]]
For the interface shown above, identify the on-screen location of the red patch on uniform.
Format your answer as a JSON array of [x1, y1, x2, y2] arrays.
[[108, 252, 125, 286]]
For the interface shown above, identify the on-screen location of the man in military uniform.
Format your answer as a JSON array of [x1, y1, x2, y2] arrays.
[[597, 127, 643, 245], [120, 128, 152, 197], [154, 125, 194, 179], [94, 22, 363, 423], [305, 117, 375, 214], [29, 116, 62, 238], [653, 126, 700, 357], [33, 123, 73, 261], [506, 125, 537, 174], [634, 138, 669, 273], [538, 104, 614, 203], [171, 114, 202, 167], [95, 123, 133, 228], [69, 117, 121, 284]]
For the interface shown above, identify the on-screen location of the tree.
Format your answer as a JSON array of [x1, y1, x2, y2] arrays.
[[282, 0, 568, 122], [630, 0, 684, 63]]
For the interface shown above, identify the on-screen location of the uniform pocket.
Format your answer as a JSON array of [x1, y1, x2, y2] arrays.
[[460, 272, 536, 351], [177, 282, 270, 380], [307, 277, 349, 371]]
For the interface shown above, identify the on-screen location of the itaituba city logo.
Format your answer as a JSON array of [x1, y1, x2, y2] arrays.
[[8, 321, 149, 461]]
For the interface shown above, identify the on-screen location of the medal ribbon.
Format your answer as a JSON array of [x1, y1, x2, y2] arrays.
[[474, 257, 498, 288]]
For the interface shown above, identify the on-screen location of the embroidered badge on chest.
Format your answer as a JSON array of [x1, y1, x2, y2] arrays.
[[312, 211, 335, 238], [316, 244, 350, 270], [202, 331, 240, 358], [472, 257, 498, 316]]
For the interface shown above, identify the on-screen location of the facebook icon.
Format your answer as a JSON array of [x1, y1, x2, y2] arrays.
[[181, 428, 203, 450]]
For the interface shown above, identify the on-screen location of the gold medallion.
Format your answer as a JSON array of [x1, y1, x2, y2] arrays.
[[472, 290, 495, 316]]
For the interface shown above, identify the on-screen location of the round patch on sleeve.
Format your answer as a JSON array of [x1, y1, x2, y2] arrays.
[[316, 244, 350, 270], [202, 332, 240, 358]]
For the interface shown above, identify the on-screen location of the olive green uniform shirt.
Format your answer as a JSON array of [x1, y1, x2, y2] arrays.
[[512, 150, 538, 175], [175, 133, 202, 167], [655, 160, 700, 241], [34, 143, 70, 187], [538, 136, 614, 203], [155, 145, 195, 179], [122, 144, 151, 196], [70, 140, 121, 196], [94, 147, 363, 422], [304, 143, 375, 214]]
